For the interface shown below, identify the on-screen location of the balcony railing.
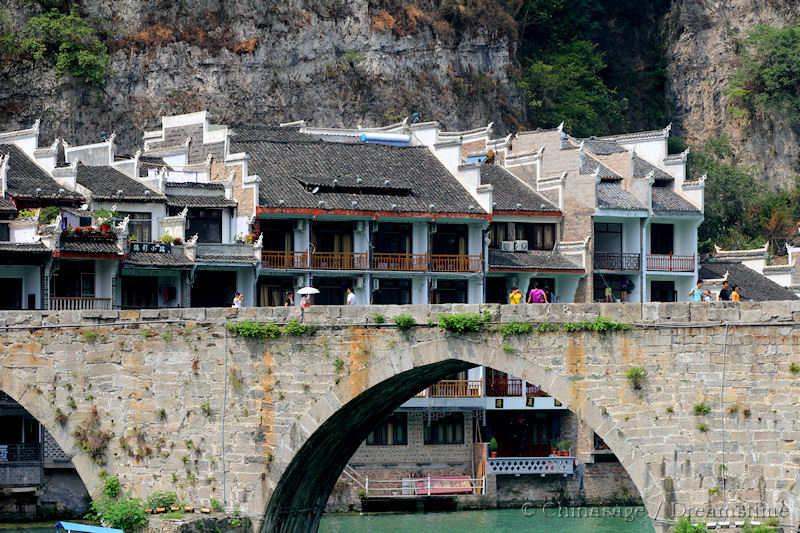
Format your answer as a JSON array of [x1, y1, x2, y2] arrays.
[[487, 456, 574, 476], [416, 380, 483, 398], [310, 252, 369, 270], [372, 253, 428, 272], [49, 297, 112, 311], [593, 252, 640, 271], [262, 251, 308, 269], [0, 444, 43, 487], [429, 254, 482, 273], [486, 378, 523, 397], [646, 254, 695, 272], [526, 383, 549, 398]]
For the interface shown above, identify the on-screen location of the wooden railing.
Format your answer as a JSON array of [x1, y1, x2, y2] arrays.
[[486, 378, 523, 397], [49, 297, 112, 311], [429, 254, 482, 272], [593, 252, 641, 271], [646, 254, 695, 272], [262, 251, 308, 269], [372, 253, 428, 272], [310, 252, 369, 270], [417, 380, 483, 398]]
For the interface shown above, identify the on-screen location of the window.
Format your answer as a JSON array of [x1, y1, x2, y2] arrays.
[[488, 223, 509, 249], [79, 216, 92, 227], [0, 223, 9, 242], [650, 224, 674, 255], [187, 209, 222, 243], [594, 222, 622, 253], [424, 413, 464, 445], [516, 223, 556, 250], [119, 212, 152, 242], [366, 413, 408, 446]]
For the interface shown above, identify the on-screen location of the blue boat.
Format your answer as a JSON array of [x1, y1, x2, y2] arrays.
[[55, 522, 124, 533]]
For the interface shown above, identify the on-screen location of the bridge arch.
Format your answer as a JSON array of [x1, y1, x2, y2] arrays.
[[0, 367, 102, 498], [263, 333, 667, 533]]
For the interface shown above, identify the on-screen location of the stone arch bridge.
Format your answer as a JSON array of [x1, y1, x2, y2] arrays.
[[1, 302, 800, 532]]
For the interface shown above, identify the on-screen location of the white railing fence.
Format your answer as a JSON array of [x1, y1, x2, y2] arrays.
[[364, 476, 485, 497]]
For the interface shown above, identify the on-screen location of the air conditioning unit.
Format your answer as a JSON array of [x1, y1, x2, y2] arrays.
[[372, 279, 380, 291], [514, 240, 529, 252], [501, 240, 515, 252], [354, 277, 364, 289], [294, 220, 306, 232]]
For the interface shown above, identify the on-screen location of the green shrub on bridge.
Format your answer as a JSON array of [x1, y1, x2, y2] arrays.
[[500, 321, 533, 337], [226, 320, 281, 339], [563, 316, 629, 334], [282, 319, 313, 336], [87, 473, 148, 532], [393, 314, 417, 331], [673, 516, 709, 533], [146, 490, 178, 509], [438, 313, 485, 334]]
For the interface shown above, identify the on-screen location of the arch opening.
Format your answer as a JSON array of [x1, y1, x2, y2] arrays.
[[0, 390, 91, 521], [263, 358, 657, 533]]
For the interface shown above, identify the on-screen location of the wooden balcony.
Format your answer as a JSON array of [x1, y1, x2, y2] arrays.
[[262, 251, 308, 269], [429, 254, 482, 273], [646, 254, 695, 272], [310, 252, 369, 270], [416, 380, 483, 398], [49, 297, 112, 311], [372, 253, 428, 272], [594, 252, 641, 271]]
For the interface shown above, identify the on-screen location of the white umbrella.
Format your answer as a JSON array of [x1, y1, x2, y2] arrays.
[[297, 286, 320, 295]]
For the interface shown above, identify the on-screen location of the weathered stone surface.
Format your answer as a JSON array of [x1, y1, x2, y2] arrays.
[[0, 302, 799, 532]]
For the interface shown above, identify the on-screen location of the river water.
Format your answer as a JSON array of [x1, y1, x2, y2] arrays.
[[320, 507, 655, 533], [6, 507, 655, 532]]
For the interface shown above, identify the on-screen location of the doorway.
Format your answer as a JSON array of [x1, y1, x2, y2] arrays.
[[486, 277, 508, 304], [191, 271, 237, 308], [0, 278, 22, 309], [650, 280, 676, 302], [650, 224, 674, 255]]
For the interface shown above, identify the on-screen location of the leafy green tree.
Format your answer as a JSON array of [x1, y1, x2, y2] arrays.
[[728, 25, 800, 125], [20, 9, 108, 85], [518, 40, 624, 136]]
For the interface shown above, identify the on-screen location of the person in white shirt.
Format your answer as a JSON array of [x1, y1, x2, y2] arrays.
[[345, 287, 356, 305]]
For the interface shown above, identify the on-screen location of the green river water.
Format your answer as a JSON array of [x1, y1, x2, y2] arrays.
[[5, 507, 655, 533]]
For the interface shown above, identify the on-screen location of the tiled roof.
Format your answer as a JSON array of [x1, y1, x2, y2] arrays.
[[195, 255, 257, 264], [60, 239, 121, 255], [165, 181, 225, 190], [632, 155, 673, 182], [652, 187, 700, 213], [165, 182, 237, 208], [0, 242, 50, 253], [488, 249, 583, 271], [0, 144, 83, 202], [481, 165, 559, 213], [580, 157, 621, 179], [699, 261, 797, 301], [581, 138, 627, 155], [230, 125, 322, 144], [0, 196, 16, 213], [231, 128, 485, 215], [596, 181, 646, 211], [77, 164, 165, 202], [124, 251, 194, 267]]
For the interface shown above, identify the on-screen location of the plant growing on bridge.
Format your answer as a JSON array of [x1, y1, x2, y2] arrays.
[[673, 516, 709, 533], [697, 422, 709, 433], [226, 320, 282, 339], [563, 316, 630, 334], [334, 357, 345, 374], [200, 401, 212, 417], [146, 491, 177, 509], [73, 405, 112, 464], [282, 319, 313, 336], [790, 362, 800, 375], [210, 497, 224, 512], [626, 366, 647, 390], [393, 314, 416, 331], [693, 402, 712, 416], [54, 407, 68, 426], [500, 321, 533, 337], [372, 313, 386, 324], [80, 329, 99, 343], [438, 313, 485, 334], [535, 322, 560, 333]]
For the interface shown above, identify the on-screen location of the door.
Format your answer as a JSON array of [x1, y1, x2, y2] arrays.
[[187, 209, 222, 243], [191, 271, 237, 308], [122, 276, 159, 309], [486, 277, 508, 304], [650, 224, 674, 255], [650, 280, 676, 302], [0, 278, 22, 309], [315, 277, 353, 305]]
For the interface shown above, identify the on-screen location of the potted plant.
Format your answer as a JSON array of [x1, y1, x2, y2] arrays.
[[489, 437, 498, 458], [555, 439, 571, 456]]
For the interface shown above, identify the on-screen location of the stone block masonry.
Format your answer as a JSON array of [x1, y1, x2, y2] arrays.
[[1, 301, 800, 533]]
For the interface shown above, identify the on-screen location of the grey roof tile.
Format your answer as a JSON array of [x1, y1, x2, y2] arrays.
[[0, 197, 16, 213], [488, 249, 583, 271], [579, 157, 621, 179], [60, 238, 121, 255], [596, 181, 646, 210], [231, 128, 485, 215], [124, 251, 194, 267], [632, 155, 673, 182], [0, 144, 83, 203], [652, 187, 700, 213], [699, 261, 797, 301], [581, 138, 628, 155], [77, 164, 165, 202], [165, 182, 238, 208], [480, 164, 559, 213], [0, 242, 50, 253]]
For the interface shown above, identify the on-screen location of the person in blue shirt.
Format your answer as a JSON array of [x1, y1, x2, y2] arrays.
[[689, 279, 704, 302]]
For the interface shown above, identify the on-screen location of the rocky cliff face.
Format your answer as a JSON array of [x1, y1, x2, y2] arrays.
[[0, 0, 521, 151], [1, 0, 800, 187], [666, 0, 800, 187]]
